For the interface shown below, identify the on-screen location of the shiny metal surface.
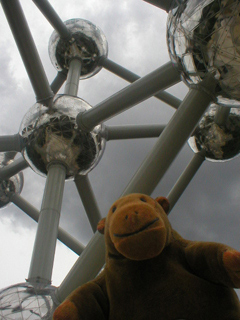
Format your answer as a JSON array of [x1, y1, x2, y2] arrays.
[[188, 105, 240, 161], [48, 18, 108, 79], [167, 0, 240, 106], [0, 153, 24, 208], [19, 95, 106, 178], [0, 282, 58, 319]]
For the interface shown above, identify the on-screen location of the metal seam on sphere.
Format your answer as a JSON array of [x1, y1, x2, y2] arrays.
[[100, 57, 182, 109], [1, 0, 54, 105]]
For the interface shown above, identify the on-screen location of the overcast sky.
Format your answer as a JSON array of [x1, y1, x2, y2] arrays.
[[0, 0, 240, 299]]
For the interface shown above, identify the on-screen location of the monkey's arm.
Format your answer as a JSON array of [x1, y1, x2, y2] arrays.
[[184, 241, 240, 288]]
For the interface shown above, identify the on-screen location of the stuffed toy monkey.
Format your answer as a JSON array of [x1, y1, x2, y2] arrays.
[[53, 193, 240, 319]]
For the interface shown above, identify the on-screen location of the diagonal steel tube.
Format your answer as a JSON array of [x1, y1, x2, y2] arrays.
[[1, 0, 53, 105], [143, 0, 172, 11], [51, 72, 67, 94], [122, 86, 213, 196], [105, 124, 166, 140], [0, 134, 23, 152], [100, 58, 182, 109], [9, 193, 85, 256], [32, 0, 71, 40], [0, 157, 28, 180], [28, 164, 66, 285], [167, 151, 206, 212], [74, 175, 102, 232], [56, 81, 215, 302], [77, 62, 181, 131]]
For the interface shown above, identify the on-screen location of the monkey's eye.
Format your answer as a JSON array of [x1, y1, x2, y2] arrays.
[[140, 197, 147, 202], [112, 206, 117, 213]]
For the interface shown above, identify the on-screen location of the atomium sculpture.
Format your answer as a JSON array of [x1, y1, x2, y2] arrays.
[[0, 0, 240, 319]]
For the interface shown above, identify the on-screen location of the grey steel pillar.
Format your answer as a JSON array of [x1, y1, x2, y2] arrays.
[[143, 0, 172, 11], [100, 58, 182, 109], [0, 157, 28, 181], [28, 163, 66, 285], [56, 81, 215, 302], [10, 193, 85, 256], [74, 175, 102, 232], [167, 151, 206, 212], [214, 106, 230, 126], [78, 62, 180, 131], [122, 84, 214, 196], [64, 58, 82, 96], [1, 0, 53, 105], [0, 134, 23, 152]]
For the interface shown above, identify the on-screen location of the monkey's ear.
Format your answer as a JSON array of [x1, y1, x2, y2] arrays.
[[97, 218, 106, 234], [155, 197, 170, 214]]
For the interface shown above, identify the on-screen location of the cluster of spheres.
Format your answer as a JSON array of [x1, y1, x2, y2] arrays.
[[2, 0, 240, 319], [20, 19, 107, 179], [167, 0, 240, 161]]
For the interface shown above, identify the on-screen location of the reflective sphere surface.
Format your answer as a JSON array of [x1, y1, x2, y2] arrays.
[[0, 282, 58, 319], [0, 153, 24, 208], [167, 0, 240, 106], [188, 105, 240, 161], [49, 19, 108, 79], [19, 95, 106, 178]]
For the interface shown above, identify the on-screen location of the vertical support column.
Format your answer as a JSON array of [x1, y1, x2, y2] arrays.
[[214, 106, 230, 126], [64, 58, 82, 96], [28, 163, 66, 285]]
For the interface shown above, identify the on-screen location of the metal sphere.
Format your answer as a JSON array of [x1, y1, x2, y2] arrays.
[[188, 105, 240, 161], [0, 282, 58, 319], [48, 18, 108, 79], [19, 95, 106, 179], [0, 153, 24, 208], [167, 0, 240, 106]]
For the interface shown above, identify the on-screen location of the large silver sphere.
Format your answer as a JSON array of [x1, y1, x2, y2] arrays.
[[19, 95, 106, 178], [0, 153, 23, 208], [48, 19, 108, 79], [188, 105, 240, 161], [0, 282, 58, 319], [167, 0, 240, 106]]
